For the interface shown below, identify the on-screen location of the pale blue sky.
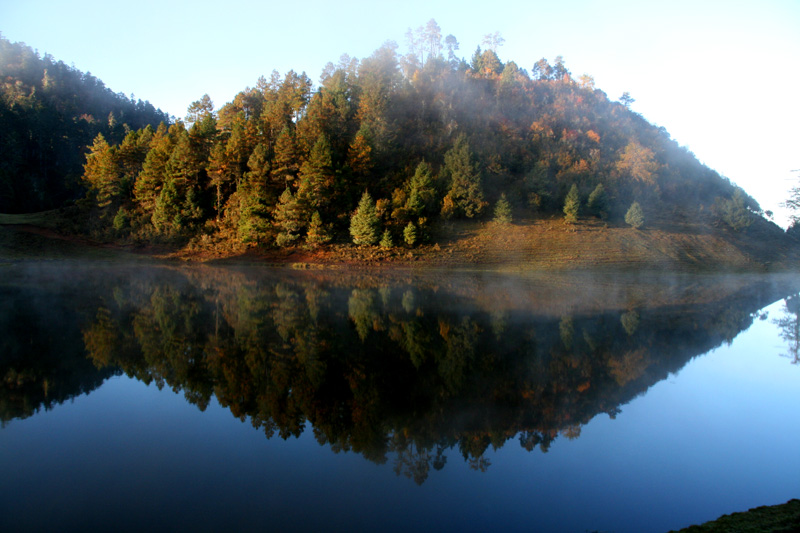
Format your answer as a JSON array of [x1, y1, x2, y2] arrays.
[[2, 0, 798, 224]]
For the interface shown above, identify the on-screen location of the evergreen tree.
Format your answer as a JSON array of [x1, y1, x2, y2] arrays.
[[82, 134, 120, 215], [297, 134, 335, 213], [134, 123, 173, 214], [350, 191, 380, 245], [235, 172, 269, 244], [625, 201, 645, 229], [441, 135, 485, 219], [587, 183, 607, 219], [493, 193, 512, 224], [306, 211, 332, 246], [271, 126, 299, 186], [404, 222, 417, 246], [405, 160, 437, 218], [379, 229, 394, 249], [151, 178, 182, 233], [274, 187, 304, 246], [347, 127, 373, 180], [563, 184, 580, 223]]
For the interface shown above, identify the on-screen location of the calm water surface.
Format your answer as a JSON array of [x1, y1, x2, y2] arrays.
[[1, 263, 798, 532]]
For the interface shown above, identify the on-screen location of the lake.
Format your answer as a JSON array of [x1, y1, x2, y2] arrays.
[[1, 263, 798, 532]]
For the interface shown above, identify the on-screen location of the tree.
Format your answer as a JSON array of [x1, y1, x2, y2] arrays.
[[493, 193, 512, 224], [713, 190, 752, 231], [441, 135, 485, 219], [404, 222, 417, 246], [297, 134, 336, 214], [82, 133, 120, 214], [619, 92, 635, 108], [405, 161, 437, 218], [616, 142, 658, 184], [234, 149, 271, 243], [350, 191, 380, 245], [406, 19, 443, 65], [379, 229, 393, 249], [185, 94, 215, 126], [444, 34, 460, 63], [563, 184, 580, 223], [782, 172, 800, 228], [134, 123, 173, 214], [271, 126, 299, 186], [481, 31, 505, 52], [587, 183, 607, 218], [625, 201, 645, 229], [773, 294, 800, 364], [306, 211, 332, 246], [274, 187, 304, 247]]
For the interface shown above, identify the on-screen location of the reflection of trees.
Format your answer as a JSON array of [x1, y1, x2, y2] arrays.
[[0, 275, 117, 425], [774, 294, 800, 364], [4, 265, 796, 483]]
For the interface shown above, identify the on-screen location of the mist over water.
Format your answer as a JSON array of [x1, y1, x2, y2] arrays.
[[1, 262, 799, 532]]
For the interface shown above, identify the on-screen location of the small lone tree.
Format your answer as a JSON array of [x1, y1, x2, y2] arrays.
[[404, 222, 417, 246], [625, 201, 645, 229], [563, 184, 580, 224], [493, 193, 512, 224], [379, 229, 393, 249], [350, 191, 380, 245]]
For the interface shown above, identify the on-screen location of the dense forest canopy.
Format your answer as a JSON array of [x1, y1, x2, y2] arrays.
[[2, 22, 769, 246], [0, 34, 170, 213]]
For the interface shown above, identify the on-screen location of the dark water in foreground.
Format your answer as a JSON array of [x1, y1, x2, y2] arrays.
[[1, 263, 798, 532]]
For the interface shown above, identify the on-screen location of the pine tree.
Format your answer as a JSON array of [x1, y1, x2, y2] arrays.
[[587, 183, 607, 218], [297, 134, 335, 212], [404, 222, 417, 246], [306, 211, 332, 246], [405, 161, 437, 218], [271, 126, 299, 186], [274, 187, 304, 246], [441, 135, 485, 218], [379, 229, 393, 249], [82, 134, 120, 214], [563, 184, 580, 223], [350, 191, 380, 245], [625, 201, 645, 229], [493, 193, 512, 224]]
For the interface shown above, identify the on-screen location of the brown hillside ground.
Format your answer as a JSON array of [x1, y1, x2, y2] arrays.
[[2, 210, 799, 271], [198, 211, 800, 272]]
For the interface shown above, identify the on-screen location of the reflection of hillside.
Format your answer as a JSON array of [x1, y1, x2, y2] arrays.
[[71, 266, 798, 483], [0, 266, 118, 424], [1, 264, 797, 481]]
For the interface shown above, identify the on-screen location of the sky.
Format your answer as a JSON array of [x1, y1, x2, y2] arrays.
[[2, 0, 799, 225]]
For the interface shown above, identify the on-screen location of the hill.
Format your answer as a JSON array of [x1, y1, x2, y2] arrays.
[[2, 24, 797, 267], [0, 35, 170, 213]]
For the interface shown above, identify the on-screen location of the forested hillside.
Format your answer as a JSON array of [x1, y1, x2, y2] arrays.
[[3, 23, 773, 251], [0, 35, 170, 213]]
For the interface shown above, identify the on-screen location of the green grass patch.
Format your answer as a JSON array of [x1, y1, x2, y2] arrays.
[[0, 209, 66, 229]]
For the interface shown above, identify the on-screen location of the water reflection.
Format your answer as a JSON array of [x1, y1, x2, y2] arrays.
[[774, 294, 800, 365], [2, 264, 799, 484]]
